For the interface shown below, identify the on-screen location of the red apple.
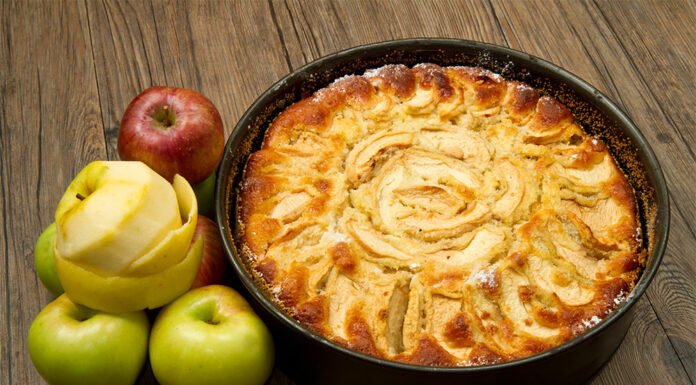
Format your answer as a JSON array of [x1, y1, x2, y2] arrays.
[[190, 215, 228, 289], [118, 86, 224, 185]]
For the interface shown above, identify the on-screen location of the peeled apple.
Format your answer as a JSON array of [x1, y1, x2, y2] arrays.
[[53, 161, 203, 313]]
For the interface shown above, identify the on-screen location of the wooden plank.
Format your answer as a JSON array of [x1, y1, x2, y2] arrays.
[[272, 0, 507, 68], [86, 0, 170, 159], [571, 9, 696, 372], [87, 0, 294, 162], [490, 1, 694, 383], [652, 194, 696, 383], [567, 1, 696, 381], [0, 0, 107, 383], [171, 0, 294, 131]]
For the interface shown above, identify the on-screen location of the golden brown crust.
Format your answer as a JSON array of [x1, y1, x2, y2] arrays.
[[330, 242, 357, 273], [412, 64, 455, 100], [255, 257, 277, 284], [367, 64, 416, 98], [505, 81, 540, 117], [395, 336, 458, 367], [443, 313, 476, 348], [239, 64, 643, 367], [295, 295, 329, 334], [344, 308, 384, 358]]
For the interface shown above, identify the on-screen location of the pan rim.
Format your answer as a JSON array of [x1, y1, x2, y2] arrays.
[[215, 38, 670, 373]]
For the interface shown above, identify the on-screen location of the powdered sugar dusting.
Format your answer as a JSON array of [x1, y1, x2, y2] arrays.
[[613, 291, 627, 306], [580, 315, 601, 331], [473, 268, 499, 292], [515, 82, 533, 92]]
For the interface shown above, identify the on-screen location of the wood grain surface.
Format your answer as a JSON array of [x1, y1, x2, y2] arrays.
[[1, 1, 694, 384]]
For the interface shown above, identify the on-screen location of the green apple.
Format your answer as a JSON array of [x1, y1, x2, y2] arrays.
[[28, 294, 149, 385], [193, 172, 216, 218], [149, 285, 274, 385], [34, 222, 63, 296], [53, 161, 202, 313]]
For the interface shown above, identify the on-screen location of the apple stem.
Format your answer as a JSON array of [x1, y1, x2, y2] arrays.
[[76, 193, 85, 201], [162, 105, 171, 127]]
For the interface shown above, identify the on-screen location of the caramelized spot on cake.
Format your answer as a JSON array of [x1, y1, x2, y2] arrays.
[[239, 175, 281, 222], [296, 295, 329, 334], [244, 214, 281, 256], [531, 96, 573, 131], [510, 252, 527, 267], [609, 253, 639, 275], [346, 309, 383, 357], [330, 242, 357, 272], [314, 178, 332, 193], [535, 308, 561, 328], [396, 336, 458, 367], [518, 285, 536, 303], [450, 67, 506, 108], [368, 64, 416, 98], [506, 81, 540, 115], [608, 175, 639, 241], [309, 76, 375, 113], [255, 258, 277, 284], [307, 194, 330, 216], [567, 138, 607, 168], [559, 307, 586, 334], [413, 64, 454, 100], [278, 266, 309, 307], [443, 313, 476, 348], [522, 338, 549, 355], [469, 343, 505, 366], [595, 278, 629, 308], [333, 75, 375, 105]]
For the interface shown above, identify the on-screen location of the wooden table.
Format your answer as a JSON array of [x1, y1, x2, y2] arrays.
[[2, 1, 695, 384]]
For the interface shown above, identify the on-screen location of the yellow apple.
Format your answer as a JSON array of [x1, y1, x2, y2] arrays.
[[54, 161, 202, 313]]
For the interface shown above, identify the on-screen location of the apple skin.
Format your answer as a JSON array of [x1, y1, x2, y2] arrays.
[[34, 222, 64, 296], [118, 86, 224, 185], [28, 294, 149, 385], [190, 215, 228, 289], [149, 285, 274, 385], [193, 172, 216, 218]]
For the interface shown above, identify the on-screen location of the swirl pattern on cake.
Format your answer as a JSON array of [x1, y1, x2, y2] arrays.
[[239, 64, 643, 366]]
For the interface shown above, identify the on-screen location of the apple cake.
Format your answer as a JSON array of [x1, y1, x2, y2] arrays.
[[238, 64, 643, 366]]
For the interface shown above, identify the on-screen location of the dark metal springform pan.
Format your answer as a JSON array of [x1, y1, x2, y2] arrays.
[[215, 39, 669, 385]]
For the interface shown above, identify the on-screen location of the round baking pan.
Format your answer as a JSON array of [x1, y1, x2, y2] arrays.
[[215, 39, 669, 385]]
